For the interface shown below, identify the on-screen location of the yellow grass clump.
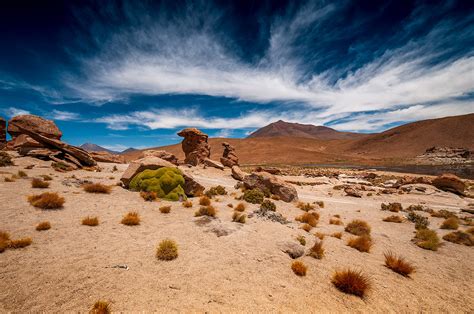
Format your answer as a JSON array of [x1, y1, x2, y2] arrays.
[[413, 229, 440, 251], [140, 191, 157, 201], [440, 217, 459, 230], [331, 232, 342, 239], [4, 176, 15, 182], [17, 170, 27, 178], [301, 224, 313, 232], [345, 219, 371, 236], [232, 211, 246, 223], [83, 183, 111, 194], [31, 178, 50, 188], [442, 231, 474, 246], [329, 217, 343, 225], [195, 205, 216, 217], [36, 221, 51, 231], [182, 200, 193, 208], [121, 212, 140, 226], [314, 232, 325, 240], [90, 300, 110, 314], [297, 202, 315, 211], [296, 212, 319, 227], [347, 235, 373, 253], [159, 205, 171, 214], [28, 192, 65, 209], [156, 239, 178, 260], [8, 237, 32, 249], [308, 240, 324, 259], [384, 251, 415, 277], [199, 195, 211, 206], [331, 269, 370, 298], [82, 216, 99, 226], [291, 261, 307, 276], [383, 215, 403, 223], [235, 203, 246, 212]]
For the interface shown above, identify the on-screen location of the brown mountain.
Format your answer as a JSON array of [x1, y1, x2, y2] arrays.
[[247, 120, 366, 140], [123, 113, 474, 165]]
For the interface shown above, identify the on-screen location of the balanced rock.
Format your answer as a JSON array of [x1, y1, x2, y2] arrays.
[[432, 173, 466, 195], [220, 142, 239, 167], [8, 114, 62, 140], [177, 128, 210, 166], [243, 172, 298, 202], [143, 150, 179, 165], [0, 117, 5, 149]]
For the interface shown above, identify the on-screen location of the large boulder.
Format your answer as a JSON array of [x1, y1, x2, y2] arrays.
[[231, 165, 247, 181], [220, 142, 239, 167], [89, 151, 125, 164], [203, 158, 224, 170], [143, 150, 179, 165], [177, 128, 210, 166], [243, 172, 298, 202], [120, 156, 204, 196], [0, 117, 5, 149], [8, 114, 62, 140], [12, 134, 44, 155], [432, 173, 466, 195]]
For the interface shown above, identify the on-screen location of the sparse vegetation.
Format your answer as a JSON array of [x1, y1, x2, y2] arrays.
[[0, 151, 13, 167], [28, 192, 65, 209], [407, 212, 429, 230], [243, 189, 264, 204], [467, 227, 474, 235], [159, 205, 171, 214], [199, 195, 211, 206], [182, 200, 193, 208], [0, 231, 10, 253], [383, 215, 403, 223], [121, 212, 140, 226], [345, 219, 371, 236], [205, 185, 227, 198], [156, 239, 178, 260], [331, 269, 370, 298], [90, 300, 110, 314], [52, 161, 73, 172], [8, 237, 32, 249], [140, 191, 157, 201], [314, 232, 325, 240], [36, 221, 51, 231], [82, 216, 99, 226], [17, 170, 27, 178], [83, 183, 111, 194], [235, 203, 246, 212], [381, 202, 402, 212], [291, 261, 307, 276], [195, 205, 216, 217], [296, 212, 319, 227], [297, 202, 315, 211], [329, 217, 343, 225], [406, 204, 424, 212], [413, 229, 440, 251], [315, 201, 324, 208], [308, 240, 324, 259], [232, 211, 246, 223], [4, 176, 14, 182], [260, 200, 276, 211], [347, 235, 372, 253], [431, 209, 457, 219], [331, 232, 342, 239], [384, 251, 415, 277], [442, 231, 474, 246], [297, 235, 306, 246], [31, 178, 50, 188], [440, 217, 459, 230], [301, 224, 313, 232]]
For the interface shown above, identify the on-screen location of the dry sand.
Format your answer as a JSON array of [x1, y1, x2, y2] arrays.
[[1, 156, 473, 312]]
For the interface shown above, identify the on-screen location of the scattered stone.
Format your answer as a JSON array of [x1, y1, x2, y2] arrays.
[[177, 128, 210, 166], [251, 206, 288, 224], [417, 146, 473, 165], [243, 172, 298, 202], [143, 150, 179, 165], [61, 178, 93, 187], [220, 142, 239, 168], [432, 173, 466, 195], [203, 158, 225, 170], [278, 241, 304, 259], [344, 187, 362, 198], [231, 165, 246, 181]]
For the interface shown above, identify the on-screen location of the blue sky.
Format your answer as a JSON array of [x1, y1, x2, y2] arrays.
[[0, 0, 473, 151]]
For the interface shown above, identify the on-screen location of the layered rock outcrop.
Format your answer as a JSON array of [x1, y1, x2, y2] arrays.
[[432, 173, 466, 195], [177, 128, 210, 166], [8, 115, 62, 140], [220, 142, 239, 167], [243, 172, 298, 202]]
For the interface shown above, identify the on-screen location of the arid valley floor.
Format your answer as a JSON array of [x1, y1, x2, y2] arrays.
[[1, 154, 473, 312]]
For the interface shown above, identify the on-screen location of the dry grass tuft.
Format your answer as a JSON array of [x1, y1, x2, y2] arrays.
[[83, 183, 111, 194], [82, 216, 99, 226], [17, 170, 28, 178], [296, 235, 306, 246], [315, 201, 324, 208], [329, 217, 343, 225], [121, 212, 140, 226], [232, 211, 246, 223], [90, 300, 110, 314], [156, 239, 178, 260], [331, 232, 342, 239], [4, 176, 15, 182], [301, 224, 313, 232], [331, 269, 371, 298], [347, 235, 372, 252], [0, 231, 10, 253], [9, 237, 32, 249], [182, 200, 193, 208], [384, 251, 415, 277], [235, 202, 246, 212], [140, 191, 157, 201], [297, 202, 315, 211], [159, 205, 172, 214], [381, 202, 402, 212], [314, 232, 325, 240], [442, 231, 474, 246], [36, 221, 51, 231], [295, 212, 319, 227], [440, 217, 459, 230], [431, 209, 457, 219], [31, 178, 50, 188], [345, 219, 371, 236], [383, 215, 403, 223], [199, 195, 211, 206], [291, 261, 307, 276], [28, 192, 65, 209], [308, 240, 324, 259], [195, 205, 216, 217], [413, 229, 440, 250]]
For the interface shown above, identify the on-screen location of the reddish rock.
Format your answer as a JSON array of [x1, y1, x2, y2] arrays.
[[220, 142, 239, 167], [0, 117, 5, 149], [13, 134, 44, 155], [243, 172, 298, 202], [8, 114, 62, 140], [177, 128, 210, 166], [432, 173, 466, 195], [344, 187, 362, 198], [231, 165, 247, 181], [203, 158, 224, 170], [143, 150, 179, 165], [255, 166, 281, 175]]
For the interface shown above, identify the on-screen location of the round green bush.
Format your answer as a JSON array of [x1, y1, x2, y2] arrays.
[[129, 167, 187, 201], [260, 200, 276, 211], [243, 189, 265, 204]]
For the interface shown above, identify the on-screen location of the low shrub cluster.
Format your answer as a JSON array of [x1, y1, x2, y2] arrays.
[[431, 209, 457, 219], [90, 300, 110, 314], [407, 212, 429, 230], [28, 192, 65, 209], [156, 239, 178, 260], [159, 205, 171, 214], [296, 212, 319, 227], [198, 195, 211, 206], [329, 217, 343, 225], [296, 235, 306, 246], [205, 185, 227, 198], [83, 183, 111, 194], [442, 231, 474, 246], [440, 217, 459, 230], [243, 189, 265, 204], [381, 202, 402, 212], [297, 202, 315, 211], [235, 203, 246, 212], [331, 232, 342, 239], [260, 200, 276, 212], [195, 205, 216, 217], [383, 215, 403, 223], [301, 224, 313, 232], [232, 211, 246, 223], [413, 229, 440, 251], [308, 240, 324, 259], [182, 200, 193, 208]]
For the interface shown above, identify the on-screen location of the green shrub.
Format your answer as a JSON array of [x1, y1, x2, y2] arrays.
[[205, 185, 227, 198], [407, 212, 429, 230], [413, 229, 440, 251], [129, 167, 187, 201], [243, 189, 265, 204], [260, 200, 276, 211]]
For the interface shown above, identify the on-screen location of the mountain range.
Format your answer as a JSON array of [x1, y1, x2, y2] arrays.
[[80, 143, 137, 155]]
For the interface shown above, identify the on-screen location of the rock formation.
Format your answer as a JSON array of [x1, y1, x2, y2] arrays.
[[432, 173, 466, 195], [243, 172, 298, 202], [0, 117, 6, 149], [89, 151, 125, 164], [203, 158, 224, 170], [231, 165, 246, 181], [416, 146, 473, 165], [220, 142, 239, 167], [143, 150, 179, 165], [8, 114, 62, 140], [177, 128, 210, 166]]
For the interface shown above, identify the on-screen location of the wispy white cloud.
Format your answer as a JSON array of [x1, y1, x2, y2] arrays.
[[50, 110, 81, 121], [1, 107, 30, 117]]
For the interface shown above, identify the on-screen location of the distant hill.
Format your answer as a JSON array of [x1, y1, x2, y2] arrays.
[[121, 147, 138, 154], [80, 143, 118, 154], [247, 120, 367, 140]]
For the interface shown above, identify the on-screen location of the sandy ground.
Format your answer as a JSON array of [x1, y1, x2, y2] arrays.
[[1, 156, 473, 312]]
